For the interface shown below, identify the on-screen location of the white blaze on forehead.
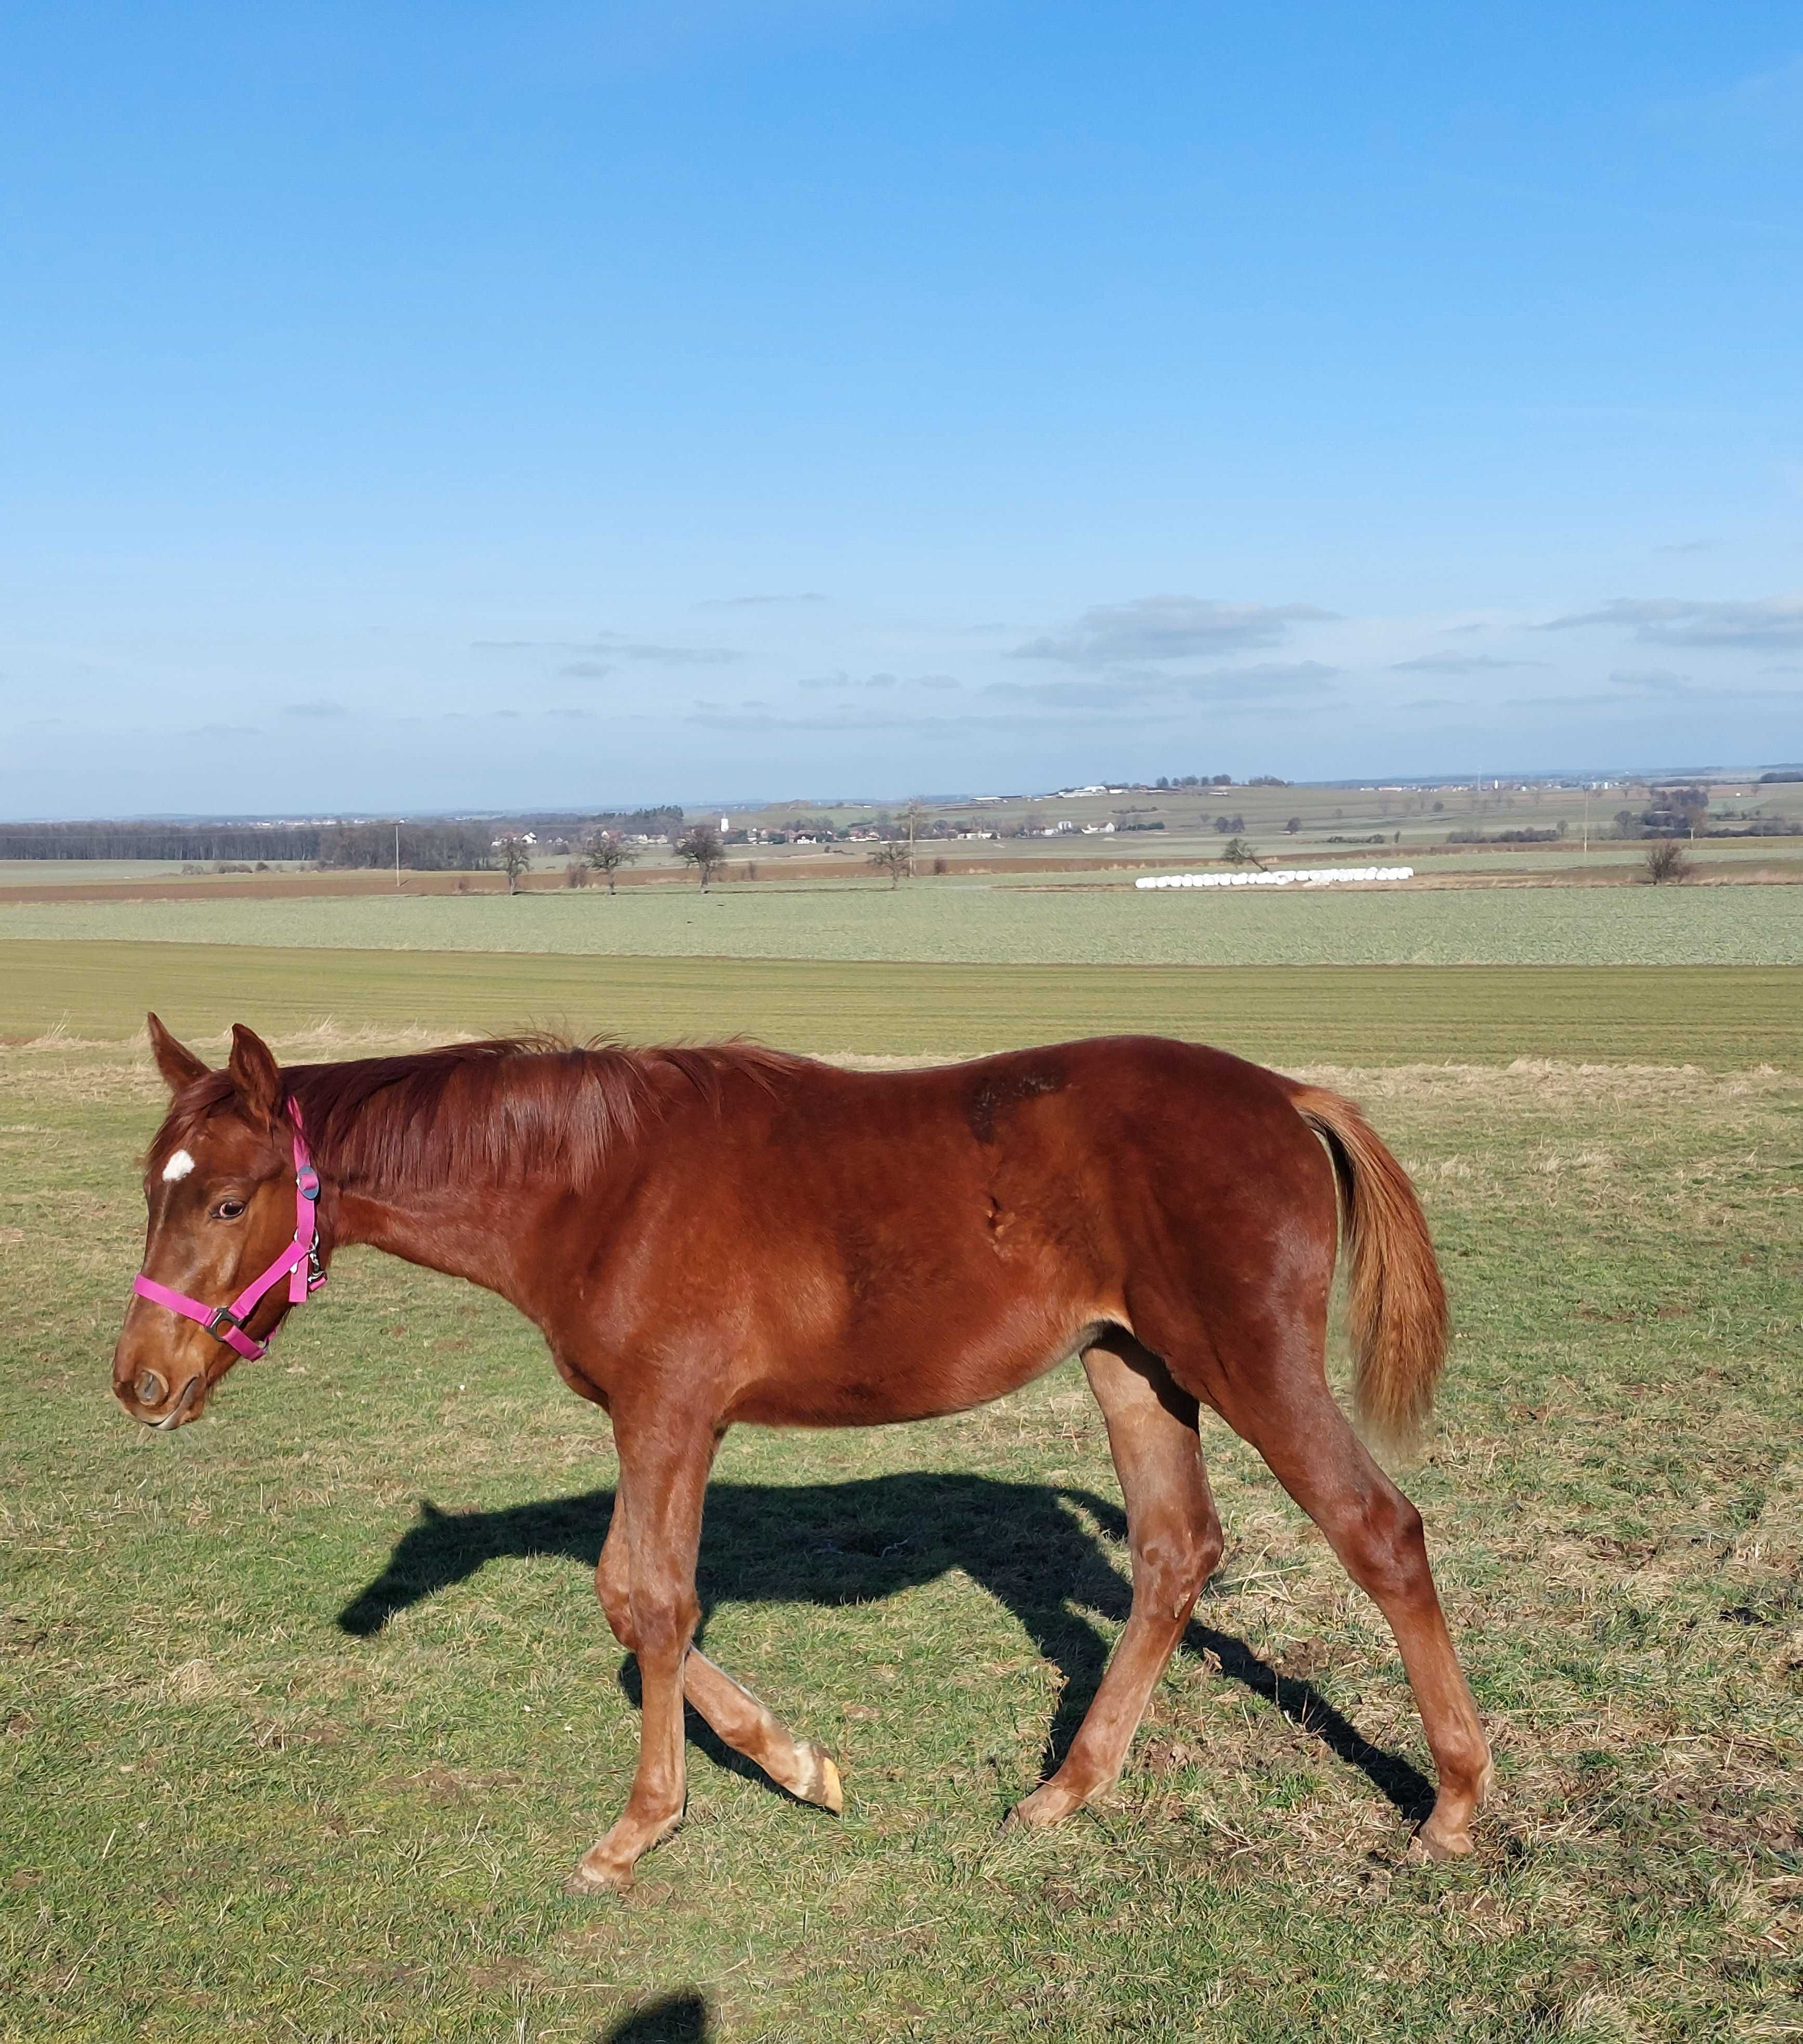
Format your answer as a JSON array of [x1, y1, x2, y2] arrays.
[[161, 1149, 196, 1183]]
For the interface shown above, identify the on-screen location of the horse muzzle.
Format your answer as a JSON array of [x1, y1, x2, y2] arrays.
[[114, 1358, 207, 1429]]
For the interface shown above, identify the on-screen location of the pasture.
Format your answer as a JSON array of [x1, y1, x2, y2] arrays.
[[2, 984, 1799, 2040]]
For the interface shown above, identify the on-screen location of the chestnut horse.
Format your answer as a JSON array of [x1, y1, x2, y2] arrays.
[[114, 1017, 1490, 1891]]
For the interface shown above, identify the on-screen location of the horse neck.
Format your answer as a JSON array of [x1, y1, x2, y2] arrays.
[[293, 1042, 664, 1306], [332, 1176, 539, 1304]]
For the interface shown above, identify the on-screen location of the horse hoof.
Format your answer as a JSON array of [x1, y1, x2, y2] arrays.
[[800, 1744, 844, 1815], [567, 1851, 635, 1896], [1003, 1786, 1076, 1831], [1408, 1822, 1474, 1864]]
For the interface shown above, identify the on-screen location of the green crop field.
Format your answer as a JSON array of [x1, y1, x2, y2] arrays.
[[4, 879, 1802, 968], [2, 1040, 1798, 2042], [3, 939, 1802, 1070]]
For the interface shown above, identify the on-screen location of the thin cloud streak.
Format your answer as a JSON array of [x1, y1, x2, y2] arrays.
[[473, 635, 740, 663], [1388, 653, 1544, 674], [985, 660, 1338, 712], [1537, 597, 1803, 649], [1013, 594, 1339, 666]]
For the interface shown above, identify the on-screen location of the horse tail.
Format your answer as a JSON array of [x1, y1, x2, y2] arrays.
[[1287, 1084, 1448, 1456]]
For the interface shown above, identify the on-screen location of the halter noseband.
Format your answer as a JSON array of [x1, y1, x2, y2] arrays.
[[132, 1101, 326, 1361]]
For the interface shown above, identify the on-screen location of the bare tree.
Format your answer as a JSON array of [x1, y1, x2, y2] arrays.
[[676, 822, 726, 890], [564, 861, 590, 889], [1643, 840, 1691, 885], [496, 836, 531, 895], [584, 830, 637, 895], [868, 841, 911, 888], [904, 797, 929, 877]]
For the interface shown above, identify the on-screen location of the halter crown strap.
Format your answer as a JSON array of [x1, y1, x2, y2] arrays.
[[131, 1101, 326, 1361]]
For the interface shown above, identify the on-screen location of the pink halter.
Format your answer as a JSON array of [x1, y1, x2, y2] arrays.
[[133, 1102, 327, 1361]]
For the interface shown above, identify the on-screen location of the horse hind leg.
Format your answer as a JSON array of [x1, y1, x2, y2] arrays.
[[1008, 1333, 1222, 1828], [594, 1487, 843, 1818], [1266, 1401, 1489, 1856], [1154, 1309, 1492, 1858]]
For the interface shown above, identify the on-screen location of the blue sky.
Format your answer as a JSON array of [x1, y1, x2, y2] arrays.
[[2, 2, 1799, 815]]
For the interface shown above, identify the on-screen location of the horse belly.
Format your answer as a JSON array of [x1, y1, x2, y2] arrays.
[[726, 1285, 1108, 1429]]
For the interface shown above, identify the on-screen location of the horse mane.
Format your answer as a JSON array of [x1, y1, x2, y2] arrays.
[[160, 1036, 803, 1194]]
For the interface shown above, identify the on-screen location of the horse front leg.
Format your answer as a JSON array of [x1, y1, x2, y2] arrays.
[[594, 1493, 843, 1814], [571, 1407, 715, 1894]]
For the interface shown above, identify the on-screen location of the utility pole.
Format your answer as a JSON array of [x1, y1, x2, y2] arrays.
[[395, 823, 401, 891]]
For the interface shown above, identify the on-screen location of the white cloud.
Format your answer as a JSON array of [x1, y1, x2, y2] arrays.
[[986, 660, 1336, 714], [1013, 594, 1338, 667], [1538, 597, 1803, 649]]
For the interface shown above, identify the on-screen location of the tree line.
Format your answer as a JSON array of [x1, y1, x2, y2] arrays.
[[0, 809, 686, 870]]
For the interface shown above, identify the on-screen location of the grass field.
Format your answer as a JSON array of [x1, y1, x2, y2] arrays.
[[3, 939, 1802, 1069], [4, 880, 1803, 968], [1, 1039, 1798, 2042]]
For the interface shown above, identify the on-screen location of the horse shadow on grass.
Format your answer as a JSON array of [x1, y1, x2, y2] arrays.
[[337, 1473, 1432, 1822], [597, 1991, 709, 2042]]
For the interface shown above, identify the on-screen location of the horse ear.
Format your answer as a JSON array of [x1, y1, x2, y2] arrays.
[[147, 1013, 208, 1095], [227, 1023, 282, 1125]]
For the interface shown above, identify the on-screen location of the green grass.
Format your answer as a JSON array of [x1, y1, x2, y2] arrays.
[[4, 939, 1802, 1068], [1, 1044, 1799, 2041], [4, 877, 1802, 967], [4, 930, 1801, 2038]]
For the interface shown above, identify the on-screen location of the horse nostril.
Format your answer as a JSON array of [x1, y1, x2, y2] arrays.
[[134, 1369, 168, 1407]]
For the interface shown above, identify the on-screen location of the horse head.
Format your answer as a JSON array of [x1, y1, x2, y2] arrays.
[[113, 1015, 321, 1428]]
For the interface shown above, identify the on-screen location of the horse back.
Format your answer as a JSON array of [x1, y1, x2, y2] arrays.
[[539, 1036, 1337, 1426]]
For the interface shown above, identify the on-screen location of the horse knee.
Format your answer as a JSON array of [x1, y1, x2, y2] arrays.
[[628, 1581, 701, 1667]]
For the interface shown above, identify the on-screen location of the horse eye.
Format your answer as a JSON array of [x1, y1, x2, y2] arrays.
[[215, 1200, 247, 1221]]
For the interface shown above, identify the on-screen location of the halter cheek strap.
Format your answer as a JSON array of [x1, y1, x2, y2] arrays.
[[132, 1102, 327, 1361]]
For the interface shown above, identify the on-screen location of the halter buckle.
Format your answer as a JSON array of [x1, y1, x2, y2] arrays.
[[205, 1305, 246, 1340]]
